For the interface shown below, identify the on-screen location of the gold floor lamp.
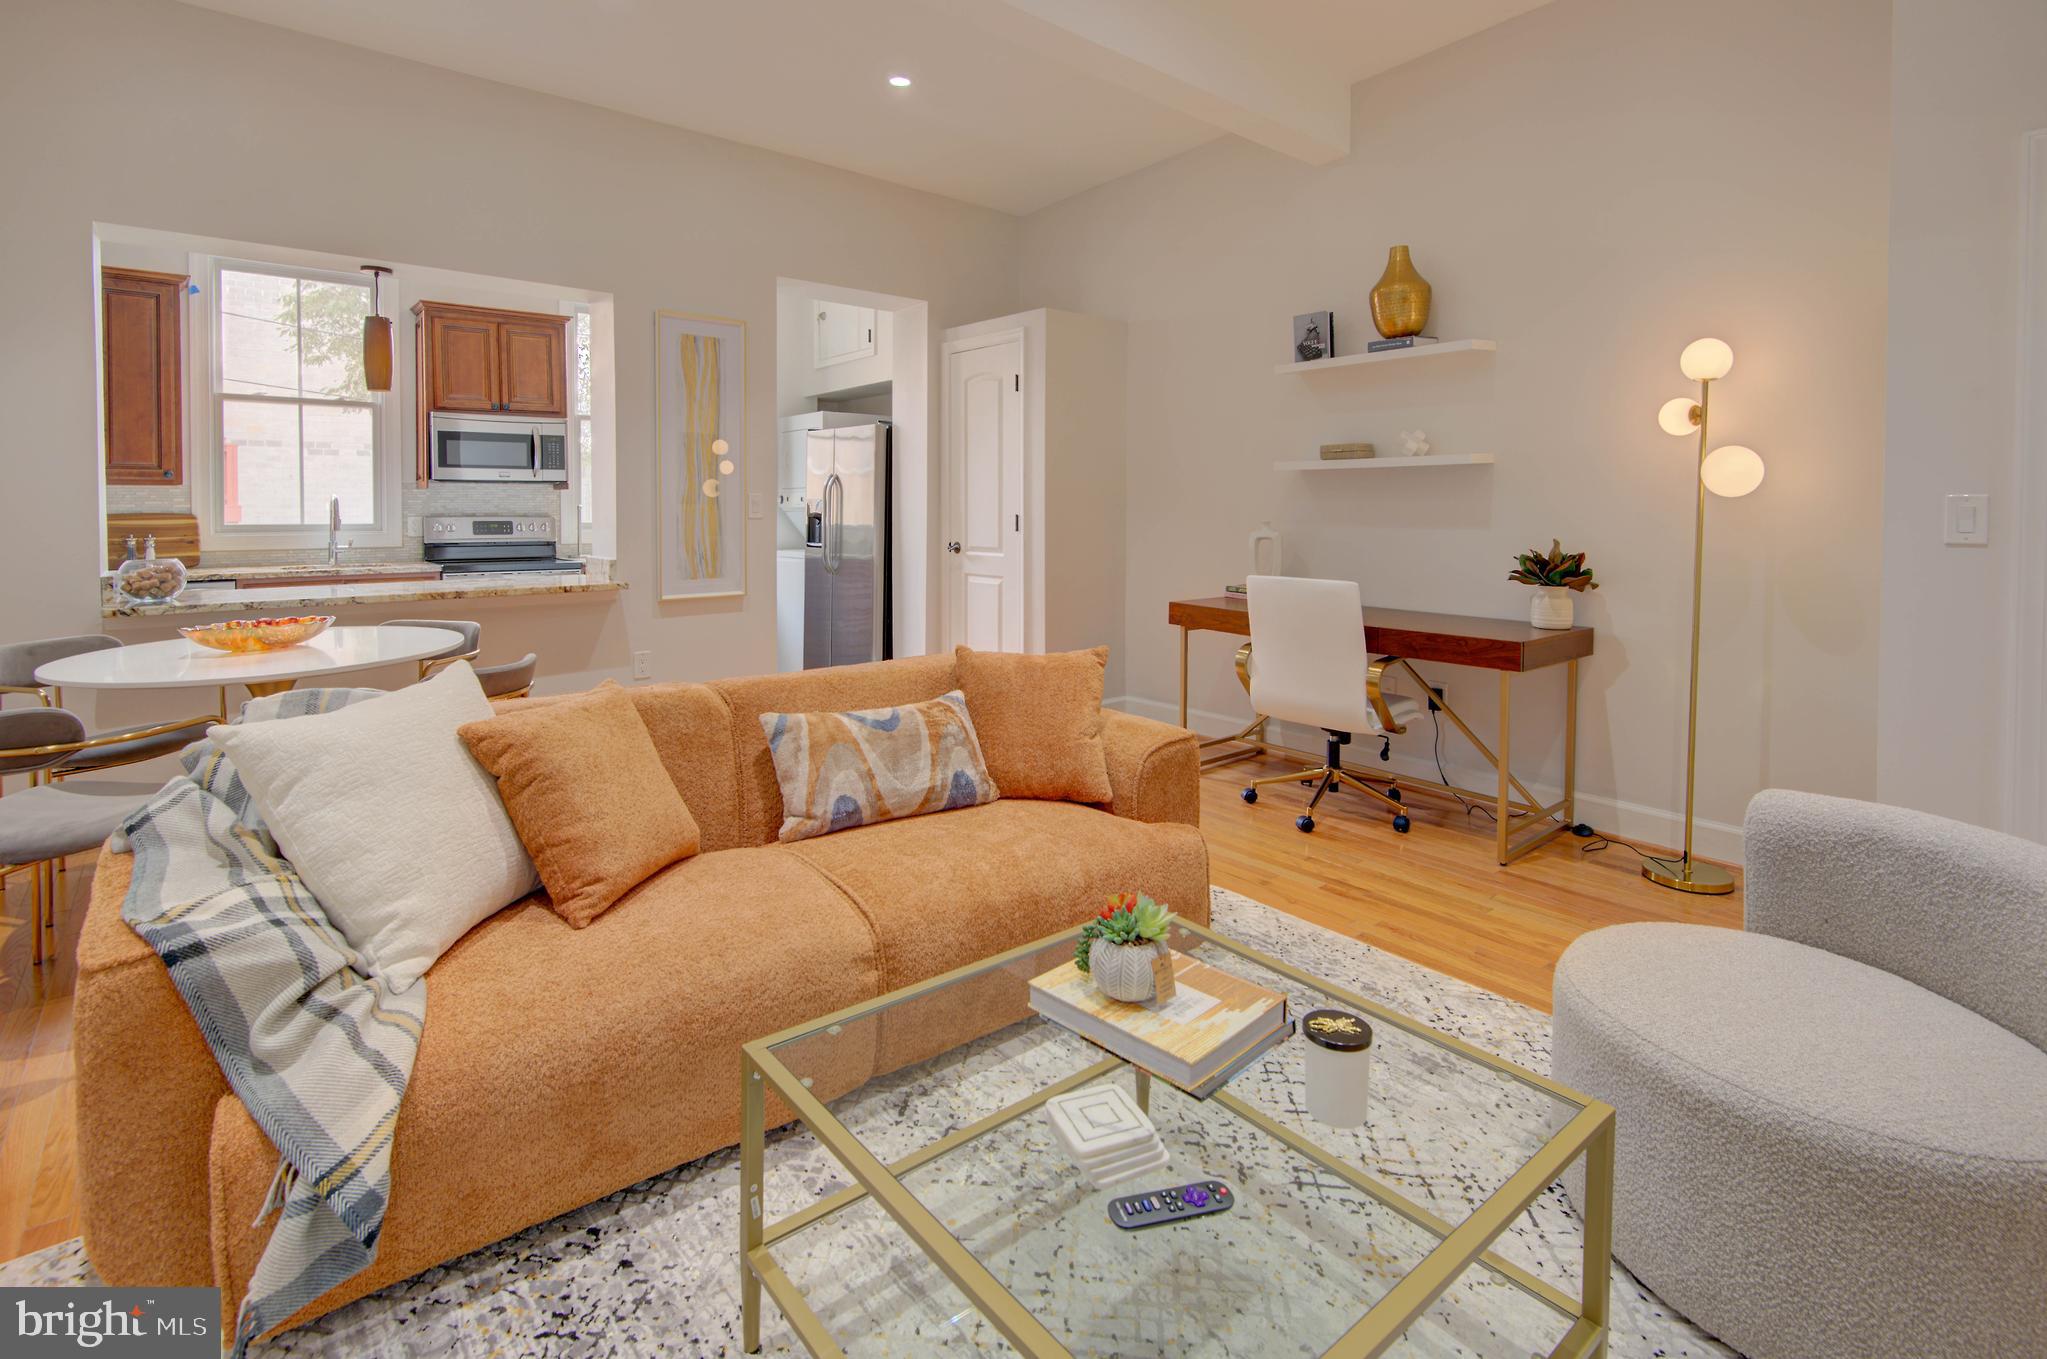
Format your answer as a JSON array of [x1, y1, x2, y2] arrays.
[[1643, 337, 1765, 894]]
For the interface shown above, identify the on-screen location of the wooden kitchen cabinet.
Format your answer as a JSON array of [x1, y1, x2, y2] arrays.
[[413, 301, 571, 485], [101, 266, 186, 485]]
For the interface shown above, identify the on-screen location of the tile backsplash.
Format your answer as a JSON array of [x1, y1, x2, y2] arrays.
[[108, 480, 570, 565]]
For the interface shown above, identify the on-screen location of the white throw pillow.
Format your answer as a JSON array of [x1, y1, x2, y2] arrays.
[[208, 661, 537, 992]]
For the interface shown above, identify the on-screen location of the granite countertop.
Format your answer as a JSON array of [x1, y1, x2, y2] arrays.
[[104, 574, 624, 619], [179, 560, 449, 583]]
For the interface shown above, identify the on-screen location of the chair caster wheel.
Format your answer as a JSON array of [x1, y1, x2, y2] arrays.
[[1386, 788, 1402, 804], [1241, 787, 1258, 803], [1393, 815, 1411, 834], [1295, 815, 1315, 833]]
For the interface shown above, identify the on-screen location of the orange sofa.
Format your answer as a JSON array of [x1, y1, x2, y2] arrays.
[[72, 652, 1208, 1333]]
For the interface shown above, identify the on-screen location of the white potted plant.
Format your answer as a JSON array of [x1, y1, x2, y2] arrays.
[[1075, 893, 1175, 1002], [1508, 539, 1599, 630]]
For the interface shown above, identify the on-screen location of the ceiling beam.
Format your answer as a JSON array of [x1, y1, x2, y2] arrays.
[[937, 0, 1351, 165]]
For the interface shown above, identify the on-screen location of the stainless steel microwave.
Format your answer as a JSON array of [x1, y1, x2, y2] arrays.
[[427, 412, 569, 483]]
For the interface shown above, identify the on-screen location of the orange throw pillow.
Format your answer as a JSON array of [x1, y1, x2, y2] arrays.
[[954, 645, 1113, 803], [458, 680, 701, 927]]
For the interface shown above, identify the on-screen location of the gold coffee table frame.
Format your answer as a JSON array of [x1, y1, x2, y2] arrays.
[[740, 919, 1616, 1359]]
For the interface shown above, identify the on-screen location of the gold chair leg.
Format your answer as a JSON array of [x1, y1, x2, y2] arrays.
[[30, 859, 45, 967], [1333, 769, 1409, 815], [1244, 764, 1333, 790]]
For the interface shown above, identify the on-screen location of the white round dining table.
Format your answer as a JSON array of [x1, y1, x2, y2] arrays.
[[35, 625, 466, 705]]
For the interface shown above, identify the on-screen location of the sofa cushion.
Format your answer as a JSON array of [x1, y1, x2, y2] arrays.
[[208, 843, 883, 1337], [716, 652, 960, 846], [761, 690, 999, 843], [207, 661, 536, 993], [494, 682, 745, 853], [783, 798, 1209, 993], [955, 645, 1113, 803], [460, 681, 702, 927]]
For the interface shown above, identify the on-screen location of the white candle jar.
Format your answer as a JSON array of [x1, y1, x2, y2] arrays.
[[1301, 1007, 1374, 1127]]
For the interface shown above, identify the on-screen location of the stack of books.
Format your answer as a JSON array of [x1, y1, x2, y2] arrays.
[[1028, 951, 1292, 1097], [1320, 441, 1376, 461], [1367, 335, 1439, 353], [1043, 1085, 1169, 1189]]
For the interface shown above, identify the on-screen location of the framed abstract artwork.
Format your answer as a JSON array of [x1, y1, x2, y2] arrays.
[[655, 309, 747, 600]]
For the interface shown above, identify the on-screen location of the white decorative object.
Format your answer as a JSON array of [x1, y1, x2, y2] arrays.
[[1301, 1008, 1374, 1128], [1044, 1085, 1170, 1189], [207, 661, 538, 992], [1090, 938, 1167, 1002], [1248, 521, 1282, 578], [1530, 586, 1574, 630], [1400, 430, 1432, 457]]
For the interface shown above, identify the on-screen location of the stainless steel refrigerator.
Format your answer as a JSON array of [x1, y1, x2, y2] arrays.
[[802, 420, 891, 668]]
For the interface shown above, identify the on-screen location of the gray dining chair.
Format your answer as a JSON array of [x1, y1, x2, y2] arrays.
[[0, 709, 163, 966], [0, 634, 214, 775], [387, 618, 482, 681], [478, 652, 538, 700]]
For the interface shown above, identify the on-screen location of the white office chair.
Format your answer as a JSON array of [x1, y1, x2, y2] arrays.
[[1239, 575, 1424, 834]]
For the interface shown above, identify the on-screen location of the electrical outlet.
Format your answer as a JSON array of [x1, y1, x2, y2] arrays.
[[404, 515, 422, 539], [1427, 685, 1447, 712], [631, 650, 652, 680]]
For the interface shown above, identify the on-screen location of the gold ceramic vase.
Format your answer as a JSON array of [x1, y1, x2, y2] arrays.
[[1370, 245, 1432, 338]]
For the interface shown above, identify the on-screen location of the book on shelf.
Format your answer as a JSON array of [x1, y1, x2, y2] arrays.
[[1320, 441, 1376, 460], [1366, 335, 1439, 352], [1028, 951, 1291, 1093], [1225, 583, 1246, 595]]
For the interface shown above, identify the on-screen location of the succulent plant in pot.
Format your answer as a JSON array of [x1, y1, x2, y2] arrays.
[[1076, 893, 1175, 1002], [1508, 539, 1598, 630]]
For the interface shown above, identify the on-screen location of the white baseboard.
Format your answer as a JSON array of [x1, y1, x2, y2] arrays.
[[1108, 693, 1745, 866]]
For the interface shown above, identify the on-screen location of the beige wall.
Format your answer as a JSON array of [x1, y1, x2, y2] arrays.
[[1018, 0, 1892, 857], [1879, 0, 2047, 836], [0, 0, 1015, 732]]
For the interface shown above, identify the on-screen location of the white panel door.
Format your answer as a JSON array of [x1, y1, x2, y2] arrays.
[[943, 333, 1025, 652]]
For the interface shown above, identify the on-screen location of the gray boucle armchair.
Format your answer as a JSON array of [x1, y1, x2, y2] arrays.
[[1552, 789, 2047, 1359]]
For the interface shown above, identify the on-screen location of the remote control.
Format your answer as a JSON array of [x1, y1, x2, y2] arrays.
[[1107, 1180, 1234, 1230]]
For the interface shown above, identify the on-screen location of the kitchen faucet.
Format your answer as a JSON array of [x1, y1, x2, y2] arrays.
[[327, 495, 343, 565]]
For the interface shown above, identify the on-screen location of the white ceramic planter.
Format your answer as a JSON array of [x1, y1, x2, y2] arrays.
[[1091, 939, 1167, 1002], [1529, 586, 1574, 630]]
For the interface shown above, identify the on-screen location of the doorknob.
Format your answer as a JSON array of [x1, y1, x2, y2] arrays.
[[946, 541, 961, 554]]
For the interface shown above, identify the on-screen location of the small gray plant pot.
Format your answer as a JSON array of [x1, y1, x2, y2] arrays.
[[1092, 939, 1168, 1002]]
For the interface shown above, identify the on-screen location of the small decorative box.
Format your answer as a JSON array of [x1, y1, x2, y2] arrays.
[[1044, 1085, 1170, 1189], [1319, 442, 1377, 461]]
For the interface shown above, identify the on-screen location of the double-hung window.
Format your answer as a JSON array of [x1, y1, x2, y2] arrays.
[[574, 307, 594, 536], [207, 259, 396, 545]]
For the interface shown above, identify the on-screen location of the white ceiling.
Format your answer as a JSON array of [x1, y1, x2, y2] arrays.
[[174, 0, 1552, 215]]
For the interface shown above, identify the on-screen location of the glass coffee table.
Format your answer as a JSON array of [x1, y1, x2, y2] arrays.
[[740, 918, 1615, 1358]]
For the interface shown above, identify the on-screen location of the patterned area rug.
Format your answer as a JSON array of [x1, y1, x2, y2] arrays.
[[4, 888, 1735, 1357]]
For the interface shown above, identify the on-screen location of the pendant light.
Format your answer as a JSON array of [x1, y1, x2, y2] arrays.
[[360, 265, 393, 394]]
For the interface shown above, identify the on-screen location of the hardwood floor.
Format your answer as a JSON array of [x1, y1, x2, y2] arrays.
[[0, 859, 88, 1266], [0, 767, 1739, 1265], [1202, 751, 1744, 1011]]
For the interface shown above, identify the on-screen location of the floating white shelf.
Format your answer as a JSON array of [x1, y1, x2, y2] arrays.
[[1274, 338, 1497, 374], [1274, 453, 1495, 471]]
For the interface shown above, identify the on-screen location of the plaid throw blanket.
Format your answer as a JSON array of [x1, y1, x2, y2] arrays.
[[114, 688, 421, 1355]]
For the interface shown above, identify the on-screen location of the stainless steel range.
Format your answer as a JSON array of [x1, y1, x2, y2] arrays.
[[424, 515, 584, 578]]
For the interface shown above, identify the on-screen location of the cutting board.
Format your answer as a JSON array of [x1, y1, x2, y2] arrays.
[[107, 512, 200, 568]]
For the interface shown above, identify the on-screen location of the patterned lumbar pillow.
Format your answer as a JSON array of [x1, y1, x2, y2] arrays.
[[759, 690, 999, 843]]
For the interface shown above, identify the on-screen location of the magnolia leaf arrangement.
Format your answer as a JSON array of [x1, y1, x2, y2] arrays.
[[1075, 892, 1174, 973], [1508, 539, 1599, 592]]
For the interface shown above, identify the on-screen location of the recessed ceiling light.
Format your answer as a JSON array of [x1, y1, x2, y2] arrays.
[[887, 75, 913, 88]]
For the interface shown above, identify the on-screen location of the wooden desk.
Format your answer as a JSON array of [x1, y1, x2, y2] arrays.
[[1167, 595, 1594, 865]]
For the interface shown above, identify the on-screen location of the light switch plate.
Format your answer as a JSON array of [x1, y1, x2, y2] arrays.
[[748, 492, 764, 520], [1944, 493, 1989, 546]]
